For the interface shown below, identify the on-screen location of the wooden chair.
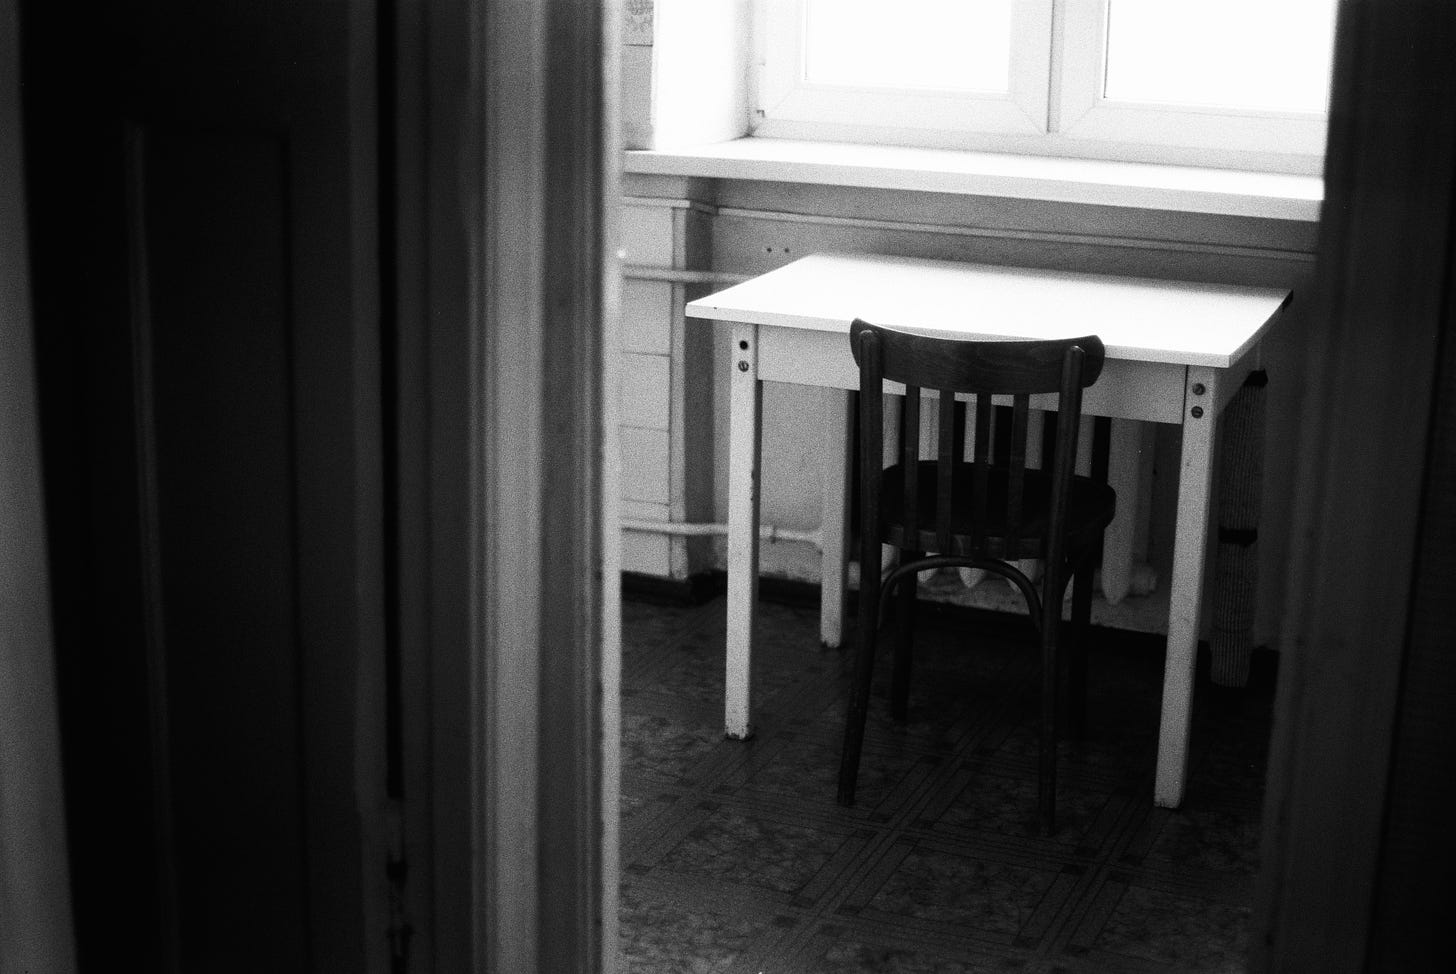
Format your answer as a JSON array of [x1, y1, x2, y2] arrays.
[[837, 318, 1116, 835]]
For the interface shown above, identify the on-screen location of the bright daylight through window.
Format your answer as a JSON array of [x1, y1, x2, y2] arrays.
[[754, 0, 1339, 172], [1102, 0, 1335, 113], [802, 0, 1014, 93]]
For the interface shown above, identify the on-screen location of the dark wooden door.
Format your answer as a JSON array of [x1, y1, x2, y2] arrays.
[[23, 2, 387, 970]]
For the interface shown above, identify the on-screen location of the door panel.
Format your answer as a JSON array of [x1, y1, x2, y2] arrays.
[[22, 2, 385, 970], [140, 129, 310, 967]]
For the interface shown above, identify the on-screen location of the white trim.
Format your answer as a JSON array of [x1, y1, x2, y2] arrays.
[[619, 194, 717, 214], [624, 137, 1324, 221], [470, 0, 613, 969], [600, 7, 624, 973], [754, 0, 1054, 138]]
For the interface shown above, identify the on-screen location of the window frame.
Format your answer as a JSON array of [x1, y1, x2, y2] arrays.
[[754, 0, 1055, 139], [749, 0, 1332, 175], [1055, 0, 1329, 162]]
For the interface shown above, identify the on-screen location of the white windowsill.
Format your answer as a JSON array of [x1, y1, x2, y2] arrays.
[[624, 138, 1324, 222]]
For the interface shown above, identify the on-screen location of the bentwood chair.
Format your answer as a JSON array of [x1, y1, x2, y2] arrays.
[[837, 319, 1116, 835]]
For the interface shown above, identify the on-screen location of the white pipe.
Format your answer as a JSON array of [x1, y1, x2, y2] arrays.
[[620, 517, 822, 548], [621, 265, 751, 286]]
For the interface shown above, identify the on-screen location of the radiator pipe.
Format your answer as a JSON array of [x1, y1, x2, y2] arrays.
[[620, 517, 822, 548], [621, 265, 751, 286]]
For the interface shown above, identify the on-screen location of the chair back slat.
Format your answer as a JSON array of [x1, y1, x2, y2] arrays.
[[971, 392, 992, 464], [971, 391, 991, 549], [1005, 394, 1030, 555], [901, 384, 921, 542], [935, 389, 956, 554]]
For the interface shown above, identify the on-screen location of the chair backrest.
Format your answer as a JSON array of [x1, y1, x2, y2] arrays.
[[850, 318, 1105, 562]]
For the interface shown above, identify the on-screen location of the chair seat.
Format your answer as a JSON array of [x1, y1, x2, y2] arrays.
[[879, 461, 1116, 562]]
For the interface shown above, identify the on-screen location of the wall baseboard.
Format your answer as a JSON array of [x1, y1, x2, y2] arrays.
[[620, 571, 723, 606], [620, 570, 821, 608]]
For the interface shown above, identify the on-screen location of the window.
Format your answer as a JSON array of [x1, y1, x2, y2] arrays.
[[759, 0, 1052, 137], [753, 0, 1338, 173]]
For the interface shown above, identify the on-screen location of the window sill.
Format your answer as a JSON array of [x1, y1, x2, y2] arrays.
[[624, 138, 1324, 223]]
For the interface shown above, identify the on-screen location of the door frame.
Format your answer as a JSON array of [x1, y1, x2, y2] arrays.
[[1251, 2, 1456, 970], [397, 0, 621, 969]]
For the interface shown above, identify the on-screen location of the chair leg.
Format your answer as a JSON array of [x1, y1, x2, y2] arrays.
[[1037, 611, 1059, 836], [838, 539, 883, 806], [890, 550, 920, 723], [1067, 553, 1094, 741], [1036, 555, 1067, 837]]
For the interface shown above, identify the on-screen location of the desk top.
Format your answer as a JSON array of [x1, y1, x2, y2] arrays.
[[684, 253, 1291, 369]]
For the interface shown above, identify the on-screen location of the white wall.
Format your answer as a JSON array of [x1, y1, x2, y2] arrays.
[[621, 0, 749, 150]]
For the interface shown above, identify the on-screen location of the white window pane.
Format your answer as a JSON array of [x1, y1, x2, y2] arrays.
[[803, 0, 1014, 93], [1103, 0, 1337, 113]]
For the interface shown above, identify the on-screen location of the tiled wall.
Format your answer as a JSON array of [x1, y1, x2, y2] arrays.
[[618, 195, 717, 578]]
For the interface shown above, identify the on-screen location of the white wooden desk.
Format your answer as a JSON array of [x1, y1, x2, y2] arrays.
[[685, 252, 1290, 808]]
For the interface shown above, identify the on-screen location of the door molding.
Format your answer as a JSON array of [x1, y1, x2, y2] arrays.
[[1251, 2, 1456, 970], [402, 0, 619, 969]]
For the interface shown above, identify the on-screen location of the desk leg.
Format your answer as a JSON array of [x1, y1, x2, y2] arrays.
[[819, 389, 853, 649], [1156, 366, 1219, 807], [1101, 419, 1142, 605], [725, 323, 762, 740]]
